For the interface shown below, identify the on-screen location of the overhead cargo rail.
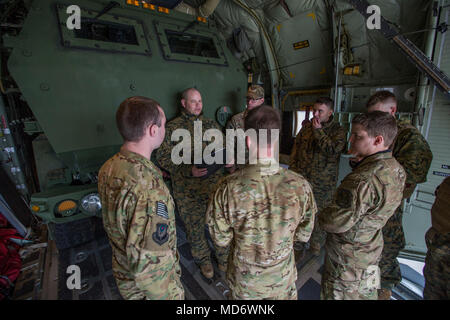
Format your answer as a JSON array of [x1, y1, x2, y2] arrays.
[[347, 0, 450, 99]]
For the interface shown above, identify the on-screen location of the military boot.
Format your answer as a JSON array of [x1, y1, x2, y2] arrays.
[[378, 288, 392, 300], [200, 262, 214, 279]]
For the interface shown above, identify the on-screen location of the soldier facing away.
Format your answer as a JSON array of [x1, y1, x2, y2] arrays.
[[320, 111, 406, 300], [206, 105, 317, 299], [98, 96, 184, 300], [366, 90, 433, 300], [156, 88, 232, 279], [289, 97, 347, 256], [423, 176, 450, 300]]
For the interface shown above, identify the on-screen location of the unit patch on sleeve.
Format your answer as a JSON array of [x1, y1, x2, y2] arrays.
[[152, 223, 169, 245], [156, 201, 169, 219]]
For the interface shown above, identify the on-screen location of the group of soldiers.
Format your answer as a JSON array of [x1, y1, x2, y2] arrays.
[[97, 85, 448, 300]]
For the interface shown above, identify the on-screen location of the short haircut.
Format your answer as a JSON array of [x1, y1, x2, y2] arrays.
[[352, 111, 398, 147], [116, 96, 162, 142], [181, 87, 199, 100], [315, 97, 334, 110], [366, 90, 397, 109], [244, 105, 281, 145]]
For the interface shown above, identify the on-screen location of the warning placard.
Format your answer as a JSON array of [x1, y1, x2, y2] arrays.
[[293, 40, 310, 50]]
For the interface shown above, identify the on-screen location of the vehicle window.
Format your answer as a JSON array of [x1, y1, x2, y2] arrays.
[[74, 18, 139, 45], [165, 30, 220, 58]]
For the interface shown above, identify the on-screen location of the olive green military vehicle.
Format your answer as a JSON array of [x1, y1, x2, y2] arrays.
[[1, 0, 449, 300]]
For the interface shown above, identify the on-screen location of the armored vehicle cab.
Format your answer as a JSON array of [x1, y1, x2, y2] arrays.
[[1, 0, 247, 248]]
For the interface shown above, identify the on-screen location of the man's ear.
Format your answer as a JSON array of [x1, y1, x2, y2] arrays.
[[374, 135, 384, 147], [149, 124, 157, 137], [390, 104, 397, 115], [181, 99, 186, 109]]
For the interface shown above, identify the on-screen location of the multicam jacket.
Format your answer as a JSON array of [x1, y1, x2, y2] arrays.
[[206, 159, 317, 299], [319, 151, 406, 269], [98, 148, 184, 300]]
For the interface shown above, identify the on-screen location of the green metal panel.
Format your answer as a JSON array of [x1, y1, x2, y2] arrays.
[[275, 9, 332, 89], [4, 0, 247, 224], [5, 0, 247, 157]]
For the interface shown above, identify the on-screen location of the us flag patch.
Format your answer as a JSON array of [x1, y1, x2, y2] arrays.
[[156, 201, 169, 219]]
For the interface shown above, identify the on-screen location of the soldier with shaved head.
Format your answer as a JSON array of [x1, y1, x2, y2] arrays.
[[156, 88, 231, 279]]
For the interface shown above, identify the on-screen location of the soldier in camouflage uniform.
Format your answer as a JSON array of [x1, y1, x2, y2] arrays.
[[225, 85, 265, 171], [98, 97, 184, 300], [423, 177, 450, 300], [366, 91, 433, 299], [320, 112, 406, 300], [289, 97, 347, 255], [207, 106, 317, 299], [156, 88, 231, 279]]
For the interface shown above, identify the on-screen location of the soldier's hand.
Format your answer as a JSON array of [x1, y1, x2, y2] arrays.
[[192, 165, 208, 177], [312, 117, 322, 129]]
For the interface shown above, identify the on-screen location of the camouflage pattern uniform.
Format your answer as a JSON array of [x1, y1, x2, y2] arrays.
[[156, 110, 229, 267], [206, 159, 317, 299], [380, 119, 433, 290], [226, 109, 247, 131], [98, 149, 184, 300], [319, 151, 405, 300], [225, 110, 248, 170], [423, 177, 450, 300], [289, 116, 347, 247]]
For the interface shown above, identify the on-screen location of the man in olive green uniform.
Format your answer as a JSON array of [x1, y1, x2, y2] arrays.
[[320, 111, 406, 300], [289, 97, 347, 255], [156, 88, 230, 279], [207, 105, 317, 300], [225, 85, 265, 170], [423, 177, 450, 300], [366, 90, 433, 299], [98, 96, 184, 300]]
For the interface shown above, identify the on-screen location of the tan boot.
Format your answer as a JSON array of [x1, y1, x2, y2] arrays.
[[378, 288, 392, 300], [200, 262, 214, 279]]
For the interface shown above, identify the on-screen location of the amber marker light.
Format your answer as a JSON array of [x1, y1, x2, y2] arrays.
[[56, 200, 77, 213]]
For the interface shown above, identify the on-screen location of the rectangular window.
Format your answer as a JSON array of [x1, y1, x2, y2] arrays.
[[56, 5, 151, 56], [74, 18, 139, 45], [293, 111, 308, 137], [165, 30, 219, 58]]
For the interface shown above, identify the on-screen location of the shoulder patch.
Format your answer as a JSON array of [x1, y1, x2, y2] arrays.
[[152, 223, 169, 245], [336, 188, 353, 208], [156, 201, 169, 219]]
